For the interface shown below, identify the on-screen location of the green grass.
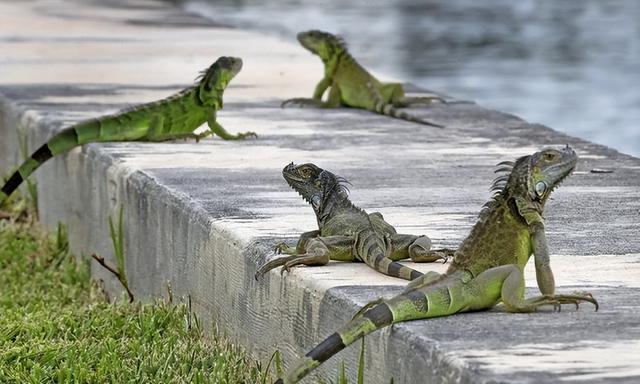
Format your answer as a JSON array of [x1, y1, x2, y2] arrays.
[[0, 199, 270, 383]]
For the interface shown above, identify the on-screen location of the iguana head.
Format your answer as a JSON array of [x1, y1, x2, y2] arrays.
[[297, 30, 346, 61], [197, 56, 243, 107], [283, 162, 351, 220], [494, 145, 577, 220]]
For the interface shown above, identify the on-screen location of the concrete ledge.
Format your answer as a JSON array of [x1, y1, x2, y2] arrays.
[[1, 1, 639, 383]]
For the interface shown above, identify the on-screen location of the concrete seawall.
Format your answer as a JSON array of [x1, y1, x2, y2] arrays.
[[1, 1, 639, 383]]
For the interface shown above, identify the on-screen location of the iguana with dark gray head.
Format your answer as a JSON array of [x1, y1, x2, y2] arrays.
[[255, 163, 444, 281], [274, 146, 599, 383], [282, 30, 446, 128], [0, 56, 255, 205]]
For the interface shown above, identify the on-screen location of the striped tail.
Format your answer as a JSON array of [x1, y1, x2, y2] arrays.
[[379, 103, 444, 128], [279, 300, 398, 383], [278, 280, 455, 383], [354, 229, 423, 280], [0, 126, 81, 205], [374, 98, 444, 128]]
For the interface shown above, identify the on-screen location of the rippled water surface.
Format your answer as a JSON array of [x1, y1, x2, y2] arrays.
[[185, 0, 640, 156]]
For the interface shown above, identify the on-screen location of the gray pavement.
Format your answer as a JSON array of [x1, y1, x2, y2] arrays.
[[1, 1, 639, 383]]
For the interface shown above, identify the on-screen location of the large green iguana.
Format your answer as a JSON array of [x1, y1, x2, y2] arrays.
[[282, 30, 446, 128], [0, 56, 255, 206], [255, 163, 445, 281], [275, 146, 599, 384]]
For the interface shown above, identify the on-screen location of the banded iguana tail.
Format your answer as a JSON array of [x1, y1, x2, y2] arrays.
[[275, 146, 598, 383], [255, 163, 445, 281], [0, 56, 255, 206], [282, 30, 446, 128]]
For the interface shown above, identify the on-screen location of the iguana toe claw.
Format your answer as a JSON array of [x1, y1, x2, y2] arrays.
[[273, 242, 292, 254], [239, 131, 257, 139]]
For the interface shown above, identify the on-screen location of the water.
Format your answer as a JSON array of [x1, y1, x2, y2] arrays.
[[184, 0, 640, 157]]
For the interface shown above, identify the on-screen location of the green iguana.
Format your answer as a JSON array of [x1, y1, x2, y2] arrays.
[[0, 56, 255, 206], [255, 163, 445, 281], [275, 146, 599, 384], [282, 30, 446, 128]]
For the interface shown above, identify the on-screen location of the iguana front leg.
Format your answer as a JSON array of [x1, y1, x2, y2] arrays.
[[273, 230, 320, 255], [531, 224, 555, 295], [312, 76, 332, 100], [256, 235, 354, 279], [207, 111, 257, 140], [381, 83, 447, 107], [281, 82, 342, 108], [354, 270, 444, 320]]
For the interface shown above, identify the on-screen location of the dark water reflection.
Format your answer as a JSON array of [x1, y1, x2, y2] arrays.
[[186, 0, 640, 156]]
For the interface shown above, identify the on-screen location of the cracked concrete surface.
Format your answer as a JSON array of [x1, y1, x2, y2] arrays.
[[0, 0, 639, 383]]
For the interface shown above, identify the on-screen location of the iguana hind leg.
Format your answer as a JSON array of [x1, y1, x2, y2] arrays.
[[387, 234, 449, 263], [146, 131, 213, 143], [416, 248, 456, 263], [279, 244, 330, 275], [381, 83, 447, 107], [256, 236, 353, 279], [281, 97, 326, 108], [403, 270, 443, 292], [352, 297, 386, 320], [255, 254, 304, 280], [469, 264, 599, 313], [354, 270, 444, 320], [395, 96, 448, 107]]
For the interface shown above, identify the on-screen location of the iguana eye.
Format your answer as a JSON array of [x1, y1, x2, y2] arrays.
[[543, 152, 556, 161], [535, 181, 547, 196], [299, 167, 312, 178]]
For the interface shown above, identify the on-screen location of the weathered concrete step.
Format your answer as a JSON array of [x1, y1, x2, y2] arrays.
[[1, 1, 639, 383]]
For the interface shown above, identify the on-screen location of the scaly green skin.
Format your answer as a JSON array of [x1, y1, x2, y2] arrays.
[[276, 146, 599, 384], [255, 163, 445, 281], [0, 56, 255, 206], [282, 30, 446, 128]]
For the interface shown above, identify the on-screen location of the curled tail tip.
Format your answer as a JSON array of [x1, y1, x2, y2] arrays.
[[416, 118, 445, 128], [424, 121, 445, 128]]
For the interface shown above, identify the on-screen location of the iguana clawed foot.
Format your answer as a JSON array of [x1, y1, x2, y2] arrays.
[[273, 241, 295, 255], [279, 250, 328, 275], [281, 98, 325, 108], [255, 255, 299, 280], [410, 242, 454, 264], [235, 131, 258, 140], [522, 292, 599, 312], [194, 131, 213, 143], [256, 243, 330, 279]]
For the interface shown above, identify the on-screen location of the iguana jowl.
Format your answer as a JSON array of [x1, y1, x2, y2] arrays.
[[283, 30, 446, 128], [0, 56, 255, 205], [255, 163, 444, 281], [275, 146, 599, 384]]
